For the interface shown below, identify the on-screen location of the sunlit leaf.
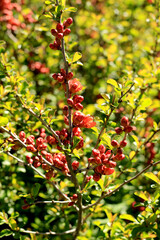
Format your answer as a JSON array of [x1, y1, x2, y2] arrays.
[[72, 52, 82, 63], [120, 214, 137, 222], [144, 172, 160, 185]]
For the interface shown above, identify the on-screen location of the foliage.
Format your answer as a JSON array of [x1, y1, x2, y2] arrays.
[[0, 0, 160, 239]]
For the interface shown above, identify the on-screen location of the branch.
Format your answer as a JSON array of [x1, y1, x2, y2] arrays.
[[33, 200, 70, 205], [58, 10, 83, 239], [83, 160, 160, 210], [130, 128, 160, 161], [20, 228, 76, 236], [55, 0, 59, 5], [15, 94, 63, 148], [118, 82, 135, 103], [0, 126, 70, 178], [61, 32, 73, 146], [6, 151, 70, 201]]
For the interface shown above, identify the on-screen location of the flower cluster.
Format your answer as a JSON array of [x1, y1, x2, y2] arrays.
[[88, 144, 116, 181], [49, 17, 73, 50], [23, 10, 36, 23], [0, 0, 36, 30], [52, 68, 74, 84], [9, 129, 70, 178], [28, 61, 50, 74], [115, 116, 134, 134], [0, 0, 21, 30], [68, 193, 78, 206], [89, 116, 134, 181], [72, 111, 96, 128], [67, 94, 84, 110]]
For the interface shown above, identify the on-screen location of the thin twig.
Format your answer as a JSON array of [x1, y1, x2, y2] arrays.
[[15, 94, 63, 147], [83, 160, 160, 210], [6, 151, 70, 200], [20, 228, 76, 236], [130, 128, 160, 161], [118, 82, 135, 103], [0, 126, 70, 178], [33, 200, 70, 204]]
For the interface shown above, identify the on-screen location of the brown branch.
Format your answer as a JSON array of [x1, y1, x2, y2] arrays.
[[118, 82, 135, 103], [130, 128, 160, 161], [0, 126, 70, 178], [83, 160, 160, 210], [15, 94, 63, 147], [6, 151, 70, 201], [57, 7, 83, 239]]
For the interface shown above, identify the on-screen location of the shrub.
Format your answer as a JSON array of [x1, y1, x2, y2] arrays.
[[0, 0, 160, 239]]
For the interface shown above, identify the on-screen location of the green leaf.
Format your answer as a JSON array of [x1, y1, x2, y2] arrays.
[[0, 219, 6, 225], [76, 173, 84, 184], [144, 172, 160, 185], [43, 13, 53, 19], [107, 79, 119, 89], [125, 80, 133, 88], [72, 52, 82, 63], [134, 191, 148, 201], [120, 214, 137, 222], [0, 117, 8, 126], [153, 121, 158, 131], [72, 136, 81, 149], [61, 0, 66, 7], [131, 227, 146, 238], [83, 194, 91, 203], [19, 193, 30, 198], [146, 213, 157, 224], [0, 229, 12, 238], [64, 7, 77, 12], [9, 219, 17, 230], [10, 212, 19, 219], [45, 0, 52, 4], [101, 93, 110, 103], [84, 179, 95, 190], [98, 179, 104, 191], [31, 183, 41, 198]]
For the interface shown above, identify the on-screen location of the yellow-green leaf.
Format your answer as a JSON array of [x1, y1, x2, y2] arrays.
[[72, 52, 82, 63], [120, 214, 137, 222], [144, 172, 160, 185], [107, 79, 119, 89], [134, 191, 148, 201], [0, 117, 8, 126]]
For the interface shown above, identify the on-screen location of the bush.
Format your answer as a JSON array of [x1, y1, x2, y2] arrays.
[[0, 0, 160, 239]]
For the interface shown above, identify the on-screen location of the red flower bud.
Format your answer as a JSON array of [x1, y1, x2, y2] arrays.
[[56, 23, 64, 33], [119, 140, 127, 148], [111, 140, 119, 148], [63, 28, 71, 36], [72, 161, 79, 170], [121, 116, 129, 127], [51, 29, 58, 36], [93, 172, 101, 182], [124, 126, 133, 133], [57, 33, 63, 39], [67, 72, 73, 80], [115, 127, 123, 134], [92, 149, 100, 157]]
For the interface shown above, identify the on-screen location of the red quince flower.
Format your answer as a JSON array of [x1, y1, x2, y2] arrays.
[[69, 78, 83, 94]]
